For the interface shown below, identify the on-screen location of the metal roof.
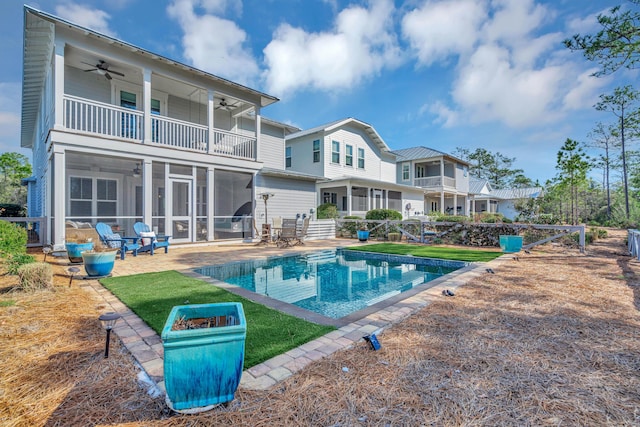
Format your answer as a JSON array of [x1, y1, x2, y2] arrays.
[[21, 5, 280, 148], [286, 117, 392, 153], [259, 167, 323, 181], [319, 175, 424, 193], [490, 187, 542, 200], [469, 177, 492, 194], [392, 146, 469, 165]]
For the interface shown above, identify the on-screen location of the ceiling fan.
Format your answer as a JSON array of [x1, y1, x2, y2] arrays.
[[216, 98, 235, 111], [82, 60, 125, 80]]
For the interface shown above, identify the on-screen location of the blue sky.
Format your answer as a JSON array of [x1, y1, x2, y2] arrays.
[[0, 0, 637, 183]]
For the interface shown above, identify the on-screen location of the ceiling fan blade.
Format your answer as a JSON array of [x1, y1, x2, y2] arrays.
[[108, 69, 125, 77], [84, 68, 98, 72], [104, 72, 113, 80]]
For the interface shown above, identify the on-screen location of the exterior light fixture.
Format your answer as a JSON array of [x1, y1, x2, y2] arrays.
[[98, 312, 121, 358], [132, 163, 141, 178]]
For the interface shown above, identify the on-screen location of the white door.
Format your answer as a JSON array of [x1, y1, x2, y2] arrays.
[[170, 178, 191, 242]]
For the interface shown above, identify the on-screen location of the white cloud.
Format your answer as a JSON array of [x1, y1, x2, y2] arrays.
[[562, 68, 610, 110], [263, 0, 402, 96], [167, 0, 258, 85], [427, 101, 459, 127], [404, 0, 604, 129], [55, 2, 116, 37], [401, 0, 487, 66]]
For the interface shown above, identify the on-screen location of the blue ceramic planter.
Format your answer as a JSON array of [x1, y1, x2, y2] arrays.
[[357, 230, 370, 242], [82, 251, 117, 277], [162, 303, 246, 413], [65, 242, 94, 263], [499, 235, 523, 253]]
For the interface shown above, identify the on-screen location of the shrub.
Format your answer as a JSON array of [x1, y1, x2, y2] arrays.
[[477, 212, 505, 223], [0, 221, 27, 259], [6, 253, 36, 275], [17, 262, 53, 291], [365, 209, 402, 221], [317, 203, 338, 219]]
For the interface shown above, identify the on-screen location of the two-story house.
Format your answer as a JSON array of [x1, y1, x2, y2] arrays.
[[392, 147, 471, 216], [21, 6, 307, 245], [285, 118, 425, 218]]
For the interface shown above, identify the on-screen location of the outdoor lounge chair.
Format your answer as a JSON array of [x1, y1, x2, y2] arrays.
[[133, 222, 171, 255], [294, 217, 310, 245], [95, 222, 140, 260], [276, 219, 297, 248]]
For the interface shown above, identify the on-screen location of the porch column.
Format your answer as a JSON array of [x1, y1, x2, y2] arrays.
[[53, 41, 65, 130], [453, 194, 458, 215], [255, 106, 262, 162], [142, 69, 152, 144], [207, 167, 214, 240], [440, 192, 445, 214], [207, 90, 215, 153], [346, 185, 352, 216], [367, 188, 372, 211], [52, 147, 65, 245], [143, 160, 152, 226], [470, 196, 475, 217]]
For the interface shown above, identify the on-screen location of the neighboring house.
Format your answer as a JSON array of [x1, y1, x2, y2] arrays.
[[392, 147, 471, 216], [21, 5, 298, 245], [468, 178, 543, 220], [285, 118, 424, 218]]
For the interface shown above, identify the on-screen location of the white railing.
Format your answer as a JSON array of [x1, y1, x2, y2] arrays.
[[414, 176, 456, 188], [212, 129, 255, 159], [152, 115, 208, 152], [64, 95, 142, 140], [63, 95, 257, 160]]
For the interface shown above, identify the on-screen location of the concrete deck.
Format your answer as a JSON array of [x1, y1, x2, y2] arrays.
[[74, 238, 507, 394]]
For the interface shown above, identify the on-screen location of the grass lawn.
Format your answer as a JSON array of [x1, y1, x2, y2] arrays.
[[346, 243, 503, 263], [101, 271, 335, 369]]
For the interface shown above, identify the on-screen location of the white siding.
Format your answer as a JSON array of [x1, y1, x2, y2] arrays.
[[64, 65, 111, 103], [167, 94, 207, 125], [402, 189, 426, 218], [287, 136, 325, 177], [455, 163, 470, 193], [255, 174, 317, 223], [322, 125, 391, 182]]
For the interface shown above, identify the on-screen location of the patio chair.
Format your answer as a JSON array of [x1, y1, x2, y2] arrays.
[[294, 217, 310, 245], [133, 222, 171, 255], [276, 219, 297, 248], [95, 222, 140, 260]]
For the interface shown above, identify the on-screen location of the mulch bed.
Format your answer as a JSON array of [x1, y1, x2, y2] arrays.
[[1, 229, 639, 426]]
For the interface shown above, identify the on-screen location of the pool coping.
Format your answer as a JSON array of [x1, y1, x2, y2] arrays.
[[81, 251, 511, 395]]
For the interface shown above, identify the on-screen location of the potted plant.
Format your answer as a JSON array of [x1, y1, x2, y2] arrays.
[[162, 302, 247, 413], [81, 242, 118, 277], [65, 233, 94, 263], [357, 225, 370, 242]]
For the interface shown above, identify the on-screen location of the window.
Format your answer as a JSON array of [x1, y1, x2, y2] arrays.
[[357, 148, 365, 169], [285, 146, 292, 168], [323, 192, 337, 204], [416, 165, 425, 178], [69, 177, 92, 216], [331, 141, 340, 164], [69, 177, 117, 218], [402, 163, 410, 181], [345, 145, 353, 166], [313, 140, 320, 163]]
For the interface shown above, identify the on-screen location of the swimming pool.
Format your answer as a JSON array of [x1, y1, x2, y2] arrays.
[[195, 249, 466, 320]]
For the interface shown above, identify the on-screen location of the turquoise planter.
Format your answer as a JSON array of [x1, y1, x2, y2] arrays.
[[499, 235, 523, 253], [82, 251, 117, 277], [65, 242, 94, 263], [357, 230, 370, 242], [162, 303, 246, 413]]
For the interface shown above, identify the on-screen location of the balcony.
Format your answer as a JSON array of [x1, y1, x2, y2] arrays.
[[63, 95, 256, 161], [414, 176, 456, 189]]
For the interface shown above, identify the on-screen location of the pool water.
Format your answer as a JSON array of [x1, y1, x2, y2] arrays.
[[195, 249, 466, 319]]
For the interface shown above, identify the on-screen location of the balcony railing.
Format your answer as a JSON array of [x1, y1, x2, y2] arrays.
[[63, 95, 256, 161], [414, 176, 456, 188]]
